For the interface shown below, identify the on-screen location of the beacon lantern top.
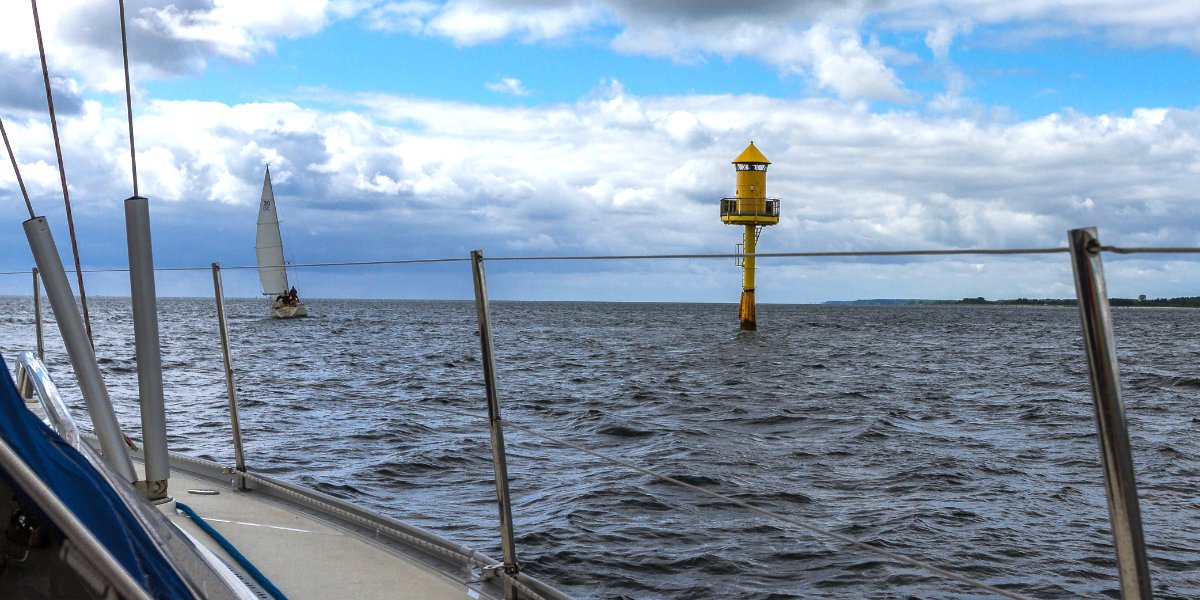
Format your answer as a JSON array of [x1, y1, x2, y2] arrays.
[[732, 141, 771, 166]]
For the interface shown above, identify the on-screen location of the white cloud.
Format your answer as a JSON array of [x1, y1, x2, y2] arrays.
[[4, 84, 1200, 300], [802, 24, 909, 102], [139, 0, 338, 57], [0, 0, 344, 96], [508, 232, 557, 251], [662, 111, 712, 148], [925, 19, 972, 60], [485, 77, 530, 96], [9, 0, 1200, 110], [355, 0, 1200, 104], [371, 0, 601, 44], [364, 1, 918, 100], [881, 0, 1200, 50], [367, 1, 439, 34], [608, 20, 912, 101], [927, 69, 974, 114]]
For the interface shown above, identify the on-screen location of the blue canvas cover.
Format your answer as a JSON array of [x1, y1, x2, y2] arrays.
[[0, 352, 194, 599]]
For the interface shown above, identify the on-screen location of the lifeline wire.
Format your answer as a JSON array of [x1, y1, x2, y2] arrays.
[[3, 244, 1199, 277], [381, 398, 1031, 600], [1104, 246, 1200, 254], [481, 247, 1071, 261], [0, 116, 35, 219], [31, 0, 94, 347], [118, 0, 138, 197], [0, 257, 471, 275]]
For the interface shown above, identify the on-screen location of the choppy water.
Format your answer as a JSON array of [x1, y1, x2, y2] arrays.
[[1, 296, 1198, 599]]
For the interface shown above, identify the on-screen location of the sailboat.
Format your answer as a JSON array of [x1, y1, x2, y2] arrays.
[[255, 167, 307, 318]]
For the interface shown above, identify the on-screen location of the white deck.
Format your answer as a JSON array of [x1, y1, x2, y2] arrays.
[[154, 468, 489, 600]]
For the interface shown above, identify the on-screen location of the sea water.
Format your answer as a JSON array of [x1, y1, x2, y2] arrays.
[[1, 296, 1197, 599]]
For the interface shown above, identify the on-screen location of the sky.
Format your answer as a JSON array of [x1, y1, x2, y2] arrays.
[[1, 0, 1199, 303]]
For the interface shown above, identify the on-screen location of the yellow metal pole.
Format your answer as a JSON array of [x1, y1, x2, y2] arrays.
[[739, 224, 756, 330]]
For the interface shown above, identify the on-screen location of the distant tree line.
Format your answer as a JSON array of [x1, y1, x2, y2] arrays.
[[1110, 296, 1200, 307], [827, 296, 1200, 307], [932, 296, 1200, 307]]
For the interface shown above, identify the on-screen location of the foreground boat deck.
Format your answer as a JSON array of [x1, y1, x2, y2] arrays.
[[141, 461, 496, 600], [13, 345, 569, 600]]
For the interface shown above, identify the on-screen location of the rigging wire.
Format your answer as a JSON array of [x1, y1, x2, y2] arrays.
[[279, 213, 301, 292], [378, 397, 1031, 600], [118, 0, 138, 198], [30, 0, 94, 347], [0, 116, 36, 220]]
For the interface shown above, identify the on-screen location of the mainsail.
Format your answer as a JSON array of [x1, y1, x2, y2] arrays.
[[255, 167, 289, 297]]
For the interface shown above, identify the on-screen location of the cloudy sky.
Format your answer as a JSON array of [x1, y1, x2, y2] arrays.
[[1, 0, 1199, 303]]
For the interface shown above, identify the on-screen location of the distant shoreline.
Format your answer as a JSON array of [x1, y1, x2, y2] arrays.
[[824, 296, 1200, 308], [0, 294, 1196, 307]]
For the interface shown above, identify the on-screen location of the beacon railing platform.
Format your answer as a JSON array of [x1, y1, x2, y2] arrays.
[[720, 197, 779, 219]]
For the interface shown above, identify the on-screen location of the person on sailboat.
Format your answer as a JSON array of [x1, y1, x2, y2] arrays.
[[288, 287, 298, 305]]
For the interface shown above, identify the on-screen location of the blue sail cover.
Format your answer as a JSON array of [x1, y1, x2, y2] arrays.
[[0, 352, 194, 599]]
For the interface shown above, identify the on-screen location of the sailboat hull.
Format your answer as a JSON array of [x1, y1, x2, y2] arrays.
[[271, 302, 308, 319]]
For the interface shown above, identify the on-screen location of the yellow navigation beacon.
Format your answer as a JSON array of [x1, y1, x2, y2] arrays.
[[720, 141, 779, 330]]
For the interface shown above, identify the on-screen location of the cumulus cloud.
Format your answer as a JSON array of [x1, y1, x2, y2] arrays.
[[366, 1, 439, 34], [362, 0, 913, 100], [801, 24, 908, 101], [8, 0, 1200, 107], [0, 55, 84, 116], [393, 0, 1200, 54], [885, 0, 1200, 51], [485, 77, 530, 96], [369, 0, 601, 44], [4, 81, 1200, 301], [925, 19, 972, 60], [356, 0, 1200, 103], [0, 0, 344, 95]]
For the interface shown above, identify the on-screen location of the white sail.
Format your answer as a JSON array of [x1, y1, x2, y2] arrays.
[[255, 168, 289, 296]]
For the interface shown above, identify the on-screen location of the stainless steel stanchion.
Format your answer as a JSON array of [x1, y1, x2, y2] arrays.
[[1068, 227, 1153, 600], [211, 263, 247, 490], [32, 267, 44, 360], [471, 249, 520, 599]]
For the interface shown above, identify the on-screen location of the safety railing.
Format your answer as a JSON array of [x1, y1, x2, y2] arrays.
[[720, 197, 779, 218], [10, 226, 1181, 600]]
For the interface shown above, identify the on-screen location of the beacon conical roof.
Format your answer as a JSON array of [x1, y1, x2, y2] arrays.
[[732, 141, 770, 164]]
